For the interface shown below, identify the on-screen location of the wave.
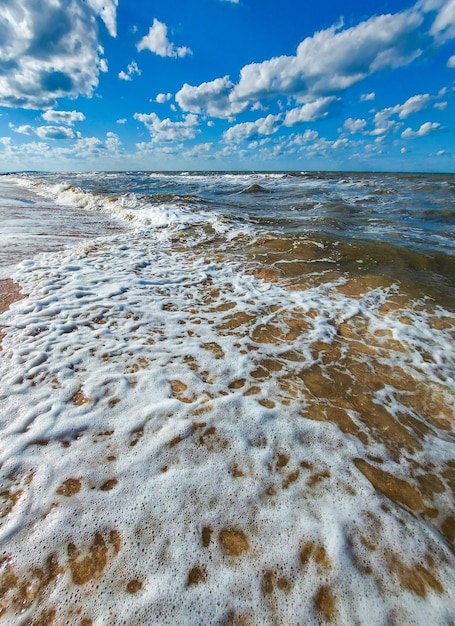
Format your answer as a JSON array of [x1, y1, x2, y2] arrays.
[[239, 183, 271, 194], [7, 174, 257, 250]]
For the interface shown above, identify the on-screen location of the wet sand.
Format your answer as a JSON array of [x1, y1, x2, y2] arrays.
[[0, 278, 25, 348], [1, 174, 454, 625], [0, 177, 124, 280], [0, 279, 24, 315]]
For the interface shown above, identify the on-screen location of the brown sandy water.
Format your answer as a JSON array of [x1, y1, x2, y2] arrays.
[[174, 228, 455, 548], [0, 279, 25, 348], [0, 279, 24, 315], [0, 193, 454, 624]]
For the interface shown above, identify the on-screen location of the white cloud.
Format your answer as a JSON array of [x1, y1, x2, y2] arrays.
[[70, 133, 122, 158], [177, 6, 425, 119], [331, 137, 350, 150], [397, 93, 431, 118], [368, 110, 401, 136], [283, 97, 337, 126], [116, 118, 127, 124], [35, 125, 77, 140], [9, 124, 34, 135], [0, 132, 122, 168], [106, 131, 121, 152], [183, 142, 213, 158], [176, 76, 244, 118], [233, 10, 423, 104], [135, 141, 184, 156], [428, 0, 455, 42], [401, 121, 441, 138], [155, 93, 172, 104], [223, 114, 281, 143], [99, 57, 108, 74], [10, 121, 77, 139], [360, 92, 376, 101], [367, 92, 433, 136], [134, 112, 199, 142], [448, 54, 455, 67], [289, 129, 319, 145], [137, 19, 192, 58], [86, 0, 118, 37], [42, 110, 85, 125], [343, 118, 367, 134], [0, 0, 117, 109], [434, 100, 448, 109], [119, 61, 141, 81]]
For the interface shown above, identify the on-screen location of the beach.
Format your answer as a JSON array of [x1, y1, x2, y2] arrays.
[[0, 171, 454, 625]]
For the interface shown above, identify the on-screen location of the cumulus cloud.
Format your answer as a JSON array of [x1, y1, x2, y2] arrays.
[[137, 19, 192, 58], [155, 93, 172, 103], [367, 92, 434, 136], [289, 129, 319, 145], [10, 122, 77, 139], [233, 9, 423, 104], [343, 118, 367, 134], [427, 0, 455, 42], [86, 0, 118, 36], [176, 76, 245, 118], [119, 61, 141, 81], [69, 133, 121, 158], [9, 124, 34, 135], [183, 142, 213, 158], [397, 93, 432, 117], [223, 114, 281, 143], [401, 121, 441, 137], [0, 132, 122, 168], [177, 6, 426, 118], [105, 131, 121, 152], [448, 54, 455, 67], [35, 125, 77, 140], [368, 110, 401, 137], [42, 110, 86, 125], [283, 97, 338, 126], [134, 112, 199, 142], [360, 92, 376, 101], [0, 0, 117, 109]]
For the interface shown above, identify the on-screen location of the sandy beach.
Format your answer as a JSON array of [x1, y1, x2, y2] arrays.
[[0, 279, 24, 315], [0, 173, 454, 625]]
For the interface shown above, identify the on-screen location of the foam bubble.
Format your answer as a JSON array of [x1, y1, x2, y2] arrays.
[[0, 175, 454, 624]]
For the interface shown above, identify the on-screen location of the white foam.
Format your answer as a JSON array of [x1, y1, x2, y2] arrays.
[[0, 176, 454, 625]]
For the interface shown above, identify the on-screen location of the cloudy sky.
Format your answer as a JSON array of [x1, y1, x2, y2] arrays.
[[1, 0, 455, 172]]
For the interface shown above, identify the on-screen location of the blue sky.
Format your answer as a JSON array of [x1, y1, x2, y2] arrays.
[[1, 0, 455, 172]]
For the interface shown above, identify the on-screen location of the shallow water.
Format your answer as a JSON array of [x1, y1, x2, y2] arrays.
[[0, 172, 454, 625], [0, 177, 123, 279]]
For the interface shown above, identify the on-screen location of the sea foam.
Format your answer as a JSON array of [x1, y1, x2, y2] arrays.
[[0, 174, 454, 625]]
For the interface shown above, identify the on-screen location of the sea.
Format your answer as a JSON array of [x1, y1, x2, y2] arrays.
[[0, 171, 454, 625]]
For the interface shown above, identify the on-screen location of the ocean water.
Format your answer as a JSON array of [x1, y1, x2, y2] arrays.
[[0, 171, 454, 625]]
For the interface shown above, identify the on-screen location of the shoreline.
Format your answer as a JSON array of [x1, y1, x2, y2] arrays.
[[0, 172, 454, 624], [0, 278, 25, 348], [0, 278, 24, 315]]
